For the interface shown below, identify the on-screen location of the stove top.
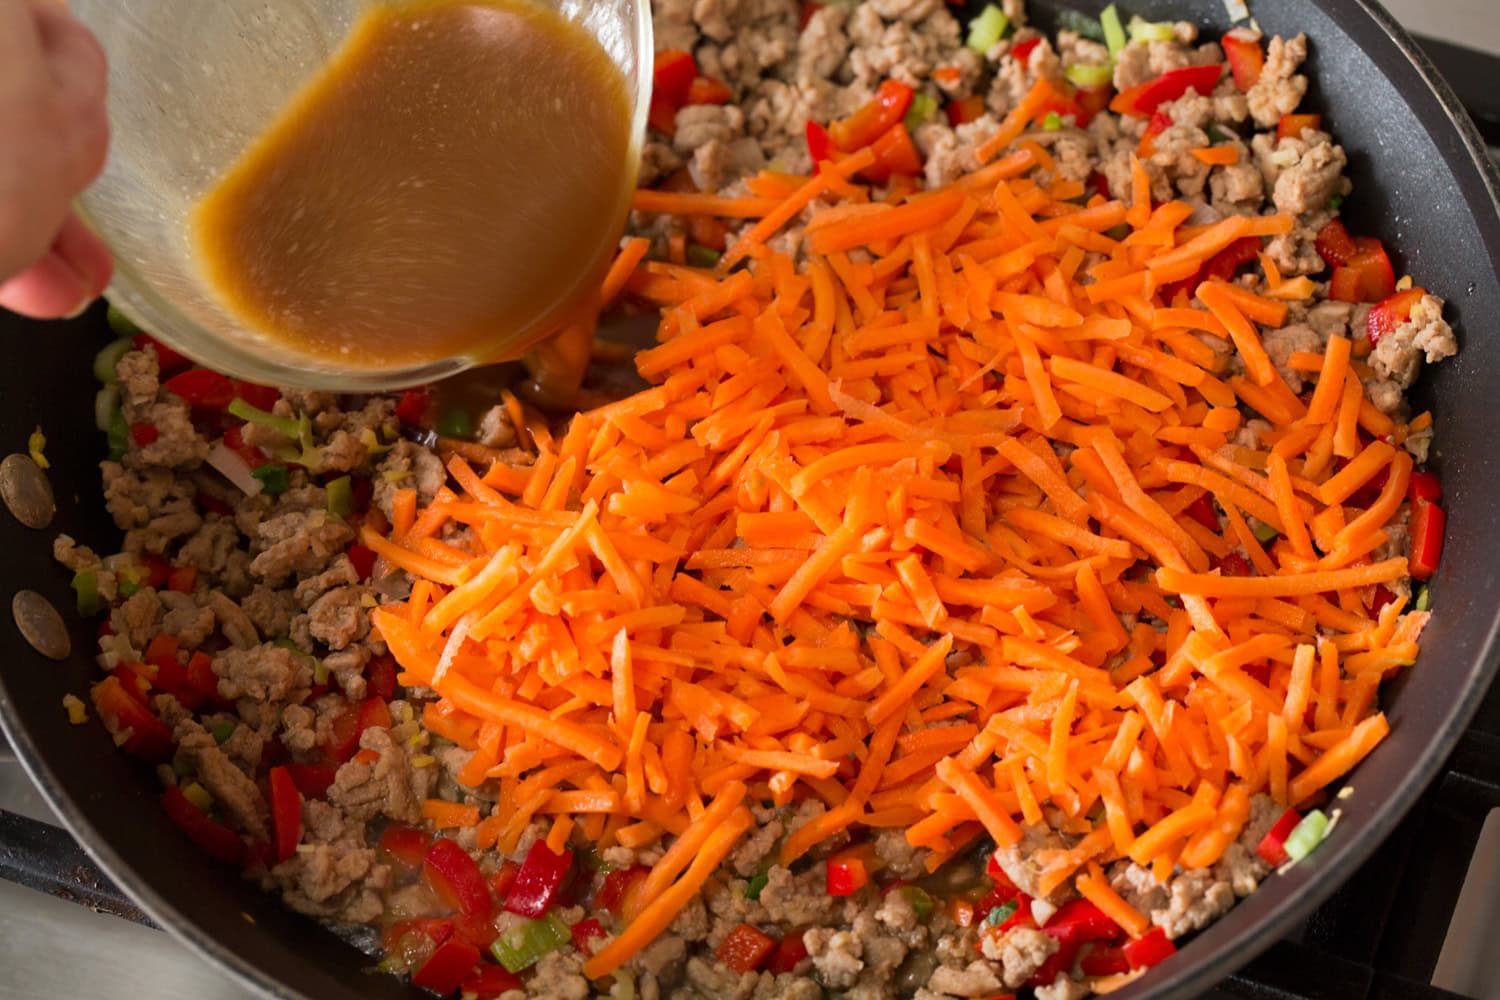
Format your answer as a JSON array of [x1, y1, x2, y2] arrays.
[[2, 15, 1498, 1000]]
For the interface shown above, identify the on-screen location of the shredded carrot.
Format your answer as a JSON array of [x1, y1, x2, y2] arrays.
[[422, 799, 481, 830], [370, 136, 1430, 971], [1190, 144, 1241, 166]]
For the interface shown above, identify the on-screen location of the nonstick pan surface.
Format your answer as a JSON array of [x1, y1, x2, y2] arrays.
[[1, 1, 1498, 997]]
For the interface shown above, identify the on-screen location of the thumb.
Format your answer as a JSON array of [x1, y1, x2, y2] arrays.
[[0, 212, 113, 319]]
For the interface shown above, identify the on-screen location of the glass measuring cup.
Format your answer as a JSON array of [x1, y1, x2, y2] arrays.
[[70, 0, 652, 390]]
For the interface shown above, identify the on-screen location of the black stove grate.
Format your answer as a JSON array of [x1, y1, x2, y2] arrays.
[[0, 28, 1496, 1000]]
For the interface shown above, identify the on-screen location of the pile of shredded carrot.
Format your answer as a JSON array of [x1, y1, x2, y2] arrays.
[[366, 78, 1430, 976]]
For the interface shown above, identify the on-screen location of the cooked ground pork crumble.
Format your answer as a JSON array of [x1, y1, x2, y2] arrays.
[[55, 2, 1458, 999]]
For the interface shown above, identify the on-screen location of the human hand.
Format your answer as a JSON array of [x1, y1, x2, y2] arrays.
[[0, 0, 111, 319]]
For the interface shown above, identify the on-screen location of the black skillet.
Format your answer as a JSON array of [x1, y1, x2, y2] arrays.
[[1, 0, 1498, 997]]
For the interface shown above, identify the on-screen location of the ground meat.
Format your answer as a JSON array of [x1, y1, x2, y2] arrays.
[[215, 643, 310, 705], [242, 584, 296, 639], [639, 140, 685, 188], [101, 463, 196, 532], [873, 829, 927, 879], [758, 863, 841, 926], [280, 703, 318, 757], [979, 926, 1057, 989], [928, 961, 1003, 997], [1035, 973, 1092, 1000], [327, 727, 424, 824], [1155, 867, 1236, 939], [250, 510, 353, 585], [798, 4, 850, 82], [1247, 34, 1309, 129], [732, 810, 784, 875], [175, 719, 268, 840], [325, 646, 370, 701], [1108, 860, 1170, 917], [115, 349, 160, 411], [1369, 294, 1457, 389], [272, 841, 388, 924], [209, 590, 260, 650], [1262, 322, 1325, 392], [307, 585, 371, 650], [373, 440, 446, 521], [1210, 156, 1265, 215], [805, 926, 864, 989], [110, 587, 161, 650], [991, 824, 1071, 904], [1271, 135, 1349, 217]]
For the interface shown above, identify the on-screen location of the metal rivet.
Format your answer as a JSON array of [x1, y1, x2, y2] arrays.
[[0, 453, 55, 530], [12, 590, 71, 662]]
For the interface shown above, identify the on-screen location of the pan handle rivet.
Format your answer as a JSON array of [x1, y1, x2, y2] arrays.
[[0, 453, 56, 530], [12, 590, 71, 662]]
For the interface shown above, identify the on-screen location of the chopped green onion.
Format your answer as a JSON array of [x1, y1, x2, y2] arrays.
[[1042, 111, 1064, 131], [94, 385, 120, 433], [1056, 9, 1105, 43], [1251, 520, 1279, 545], [1127, 15, 1178, 43], [227, 398, 301, 441], [182, 782, 214, 812], [1328, 193, 1345, 211], [436, 407, 474, 440], [1064, 63, 1113, 88], [117, 564, 147, 598], [1206, 124, 1234, 145], [745, 871, 769, 899], [71, 570, 102, 616], [93, 337, 134, 385], [986, 898, 1019, 926], [966, 4, 1010, 53], [686, 245, 723, 268], [28, 426, 48, 470], [1283, 809, 1330, 862], [490, 913, 571, 973], [107, 409, 130, 461], [211, 721, 236, 745], [359, 427, 394, 457], [897, 885, 935, 923], [326, 475, 354, 518], [105, 304, 140, 337], [904, 91, 938, 130], [252, 464, 291, 496], [1100, 4, 1126, 54], [1415, 585, 1430, 612], [230, 399, 321, 471]]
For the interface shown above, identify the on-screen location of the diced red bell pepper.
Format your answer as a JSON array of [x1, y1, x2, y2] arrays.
[[1330, 237, 1395, 303], [412, 938, 481, 995], [797, 1, 824, 31], [1041, 899, 1124, 948], [1315, 218, 1358, 267], [359, 696, 392, 734], [1088, 171, 1111, 200], [394, 388, 431, 426], [571, 917, 608, 954], [168, 565, 197, 594], [346, 544, 377, 581], [161, 785, 246, 865], [382, 917, 454, 956], [504, 840, 574, 918], [716, 923, 777, 973], [366, 653, 398, 702], [1111, 64, 1225, 116], [767, 930, 810, 973], [222, 425, 269, 470], [1185, 495, 1221, 532], [830, 80, 915, 152], [268, 766, 302, 864], [826, 844, 875, 896], [164, 369, 237, 410], [984, 849, 1018, 885], [185, 651, 219, 701], [686, 75, 732, 106], [145, 633, 179, 669], [1256, 807, 1303, 866], [1137, 109, 1173, 157], [1370, 584, 1397, 619], [451, 913, 500, 950], [132, 334, 192, 374], [1221, 28, 1265, 91], [1366, 287, 1427, 345], [1123, 926, 1177, 969], [378, 824, 433, 871], [91, 676, 174, 761], [112, 660, 154, 704], [946, 94, 987, 127], [1409, 470, 1442, 505], [131, 423, 160, 446], [283, 761, 340, 799], [1080, 943, 1132, 976], [424, 838, 495, 922], [595, 865, 649, 914], [653, 49, 698, 108], [142, 554, 172, 589], [1076, 84, 1113, 124], [649, 94, 680, 137], [1203, 236, 1263, 284], [860, 122, 924, 184], [488, 859, 520, 900], [233, 380, 281, 412], [973, 883, 1021, 923], [805, 120, 833, 164], [1409, 499, 1445, 581], [1277, 113, 1323, 141], [1010, 37, 1041, 63], [461, 964, 524, 999]]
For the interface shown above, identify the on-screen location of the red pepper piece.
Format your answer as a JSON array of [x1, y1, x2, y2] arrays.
[[1409, 499, 1445, 581], [132, 334, 193, 374], [1010, 37, 1041, 63], [1185, 495, 1221, 532], [164, 369, 238, 410], [1256, 807, 1303, 866], [1203, 236, 1263, 284], [168, 565, 197, 594], [830, 80, 914, 152], [860, 123, 924, 184], [161, 784, 246, 865], [283, 761, 340, 799], [1329, 237, 1395, 303], [359, 696, 392, 734], [185, 651, 219, 700], [221, 425, 270, 470], [1075, 84, 1113, 124], [461, 964, 524, 999], [1123, 926, 1177, 969], [716, 923, 777, 973], [268, 766, 301, 864], [1370, 584, 1397, 619], [504, 840, 574, 918], [1111, 64, 1225, 116], [451, 912, 501, 951], [805, 120, 833, 164], [596, 865, 650, 914], [571, 916, 609, 954], [366, 653, 398, 702], [1366, 286, 1427, 345], [412, 938, 480, 995], [1081, 944, 1132, 976], [1041, 899, 1124, 948], [131, 423, 160, 446], [1409, 470, 1442, 505], [488, 859, 520, 900], [973, 883, 1021, 923], [346, 543, 377, 581], [1277, 113, 1322, 141], [394, 388, 431, 426], [382, 917, 454, 956], [232, 380, 280, 412], [1137, 109, 1173, 157], [111, 662, 153, 702], [1088, 171, 1111, 200], [91, 676, 174, 761], [324, 705, 362, 763], [654, 49, 698, 108], [424, 838, 495, 921], [946, 94, 987, 127], [378, 824, 433, 871], [1221, 28, 1265, 91], [648, 94, 680, 137], [825, 844, 875, 896], [686, 75, 732, 106], [1314, 218, 1358, 267], [767, 929, 810, 973]]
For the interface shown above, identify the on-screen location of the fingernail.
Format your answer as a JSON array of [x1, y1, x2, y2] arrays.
[[61, 297, 94, 321]]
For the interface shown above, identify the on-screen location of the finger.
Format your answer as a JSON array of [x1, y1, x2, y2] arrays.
[[32, 3, 110, 187], [0, 213, 113, 319], [0, 1, 46, 81]]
